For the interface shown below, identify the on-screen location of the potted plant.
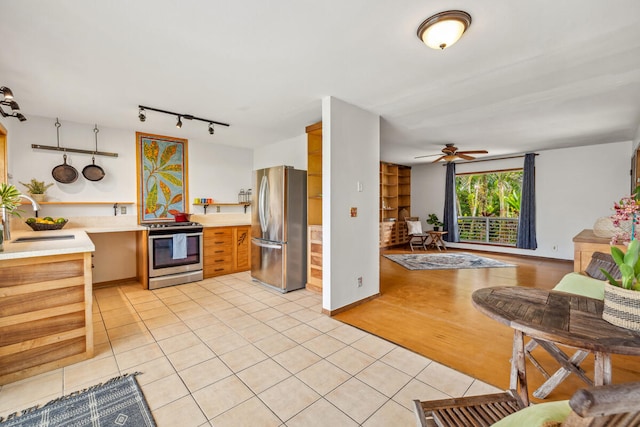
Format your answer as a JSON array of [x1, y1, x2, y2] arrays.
[[426, 213, 444, 231], [19, 178, 54, 202], [0, 183, 23, 248], [600, 239, 640, 331]]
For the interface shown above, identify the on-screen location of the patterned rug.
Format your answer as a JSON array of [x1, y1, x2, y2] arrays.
[[0, 372, 155, 426], [384, 252, 515, 270]]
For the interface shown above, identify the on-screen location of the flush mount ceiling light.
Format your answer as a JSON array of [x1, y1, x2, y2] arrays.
[[0, 85, 27, 121], [138, 105, 229, 136], [416, 10, 472, 50]]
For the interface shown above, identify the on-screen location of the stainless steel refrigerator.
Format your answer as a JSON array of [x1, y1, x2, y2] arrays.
[[251, 166, 307, 292]]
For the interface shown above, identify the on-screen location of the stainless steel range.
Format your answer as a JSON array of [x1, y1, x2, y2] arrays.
[[145, 221, 204, 289]]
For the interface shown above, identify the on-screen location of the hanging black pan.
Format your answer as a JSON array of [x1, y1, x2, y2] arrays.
[[82, 125, 105, 181], [50, 119, 79, 183], [52, 153, 79, 183]]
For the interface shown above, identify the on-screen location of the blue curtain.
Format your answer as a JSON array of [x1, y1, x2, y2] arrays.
[[443, 162, 459, 242], [517, 153, 537, 249]]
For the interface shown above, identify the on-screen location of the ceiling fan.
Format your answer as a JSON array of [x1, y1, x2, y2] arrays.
[[415, 143, 488, 163]]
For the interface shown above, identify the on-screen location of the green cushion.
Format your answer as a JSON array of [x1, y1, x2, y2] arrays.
[[491, 400, 571, 427], [552, 272, 605, 301]]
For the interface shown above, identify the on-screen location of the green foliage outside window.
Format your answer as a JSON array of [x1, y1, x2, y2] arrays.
[[455, 170, 523, 218]]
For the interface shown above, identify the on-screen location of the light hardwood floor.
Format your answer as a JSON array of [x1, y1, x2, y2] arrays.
[[334, 247, 640, 403]]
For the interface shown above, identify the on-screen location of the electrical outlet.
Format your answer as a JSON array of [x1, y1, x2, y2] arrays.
[[120, 206, 127, 215], [357, 277, 363, 287]]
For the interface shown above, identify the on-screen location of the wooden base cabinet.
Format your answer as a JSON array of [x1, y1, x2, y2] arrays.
[[307, 225, 323, 293], [573, 229, 624, 272], [379, 221, 410, 249], [203, 226, 251, 278], [0, 252, 93, 385]]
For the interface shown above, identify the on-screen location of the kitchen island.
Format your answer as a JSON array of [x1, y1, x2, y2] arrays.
[[0, 229, 95, 385]]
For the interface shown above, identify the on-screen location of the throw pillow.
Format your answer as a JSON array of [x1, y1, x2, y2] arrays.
[[490, 400, 571, 427], [406, 220, 423, 235], [553, 272, 605, 300]]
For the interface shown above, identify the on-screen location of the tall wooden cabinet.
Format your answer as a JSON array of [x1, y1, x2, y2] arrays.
[[379, 162, 411, 248], [306, 122, 323, 293]]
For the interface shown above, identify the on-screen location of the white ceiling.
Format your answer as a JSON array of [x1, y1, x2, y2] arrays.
[[2, 1, 640, 165]]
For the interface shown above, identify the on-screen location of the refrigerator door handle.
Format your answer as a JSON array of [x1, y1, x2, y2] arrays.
[[252, 238, 282, 250], [258, 174, 269, 234]]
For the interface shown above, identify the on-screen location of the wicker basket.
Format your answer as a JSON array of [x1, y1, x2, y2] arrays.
[[603, 282, 640, 331], [26, 220, 68, 231]]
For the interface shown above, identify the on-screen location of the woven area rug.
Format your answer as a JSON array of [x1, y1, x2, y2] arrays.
[[384, 252, 515, 270], [0, 372, 155, 426]]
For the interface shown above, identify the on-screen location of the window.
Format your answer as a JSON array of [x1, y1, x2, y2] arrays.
[[455, 169, 523, 245]]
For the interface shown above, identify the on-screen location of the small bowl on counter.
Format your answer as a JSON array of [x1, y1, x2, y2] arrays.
[[25, 217, 68, 231]]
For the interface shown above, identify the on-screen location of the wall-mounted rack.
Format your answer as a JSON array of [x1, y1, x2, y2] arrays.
[[31, 144, 118, 158], [194, 202, 251, 214]]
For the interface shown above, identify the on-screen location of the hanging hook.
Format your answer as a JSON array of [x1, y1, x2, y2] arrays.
[[93, 124, 99, 154], [55, 118, 62, 149]]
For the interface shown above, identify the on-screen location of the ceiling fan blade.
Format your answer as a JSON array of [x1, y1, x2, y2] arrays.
[[414, 153, 442, 159], [457, 150, 488, 155], [457, 153, 475, 160], [431, 156, 446, 163]]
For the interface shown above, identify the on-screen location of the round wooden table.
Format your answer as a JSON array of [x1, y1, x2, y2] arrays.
[[472, 286, 640, 405]]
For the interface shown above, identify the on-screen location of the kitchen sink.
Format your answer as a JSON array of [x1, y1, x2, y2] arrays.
[[13, 235, 75, 243]]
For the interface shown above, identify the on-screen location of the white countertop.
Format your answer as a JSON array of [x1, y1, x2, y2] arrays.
[[1, 214, 252, 261], [0, 229, 95, 260]]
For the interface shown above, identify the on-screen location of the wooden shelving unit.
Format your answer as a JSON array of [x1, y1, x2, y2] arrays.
[[379, 162, 411, 248], [306, 121, 323, 294]]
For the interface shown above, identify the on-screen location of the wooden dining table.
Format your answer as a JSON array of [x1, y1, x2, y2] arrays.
[[472, 286, 640, 406]]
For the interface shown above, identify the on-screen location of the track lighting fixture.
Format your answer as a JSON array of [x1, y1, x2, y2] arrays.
[[0, 86, 14, 100], [0, 86, 27, 121], [138, 105, 229, 135]]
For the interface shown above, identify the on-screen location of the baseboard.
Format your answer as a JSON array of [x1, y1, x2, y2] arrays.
[[92, 277, 139, 289], [323, 293, 381, 316]]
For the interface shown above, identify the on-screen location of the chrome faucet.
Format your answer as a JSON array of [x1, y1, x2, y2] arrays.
[[1, 193, 40, 241]]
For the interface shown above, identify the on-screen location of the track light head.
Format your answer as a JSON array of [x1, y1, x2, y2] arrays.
[[208, 123, 214, 135], [0, 86, 14, 100], [138, 107, 146, 122], [176, 116, 183, 128], [16, 112, 26, 122]]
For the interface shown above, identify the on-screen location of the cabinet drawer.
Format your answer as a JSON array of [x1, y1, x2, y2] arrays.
[[204, 254, 233, 266], [204, 263, 233, 277], [204, 228, 232, 244]]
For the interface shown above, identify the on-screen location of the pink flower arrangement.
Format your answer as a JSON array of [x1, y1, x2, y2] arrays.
[[611, 192, 640, 244]]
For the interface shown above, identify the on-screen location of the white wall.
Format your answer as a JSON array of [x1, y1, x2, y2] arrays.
[[5, 116, 253, 218], [323, 96, 380, 311], [411, 141, 633, 259], [253, 134, 307, 171]]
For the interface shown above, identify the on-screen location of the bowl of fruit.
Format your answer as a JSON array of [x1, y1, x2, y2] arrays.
[[25, 217, 68, 231]]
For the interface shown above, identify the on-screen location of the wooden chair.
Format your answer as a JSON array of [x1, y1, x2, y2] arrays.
[[413, 381, 640, 427], [406, 217, 429, 251]]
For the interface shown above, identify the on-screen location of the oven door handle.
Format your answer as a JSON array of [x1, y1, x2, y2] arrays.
[[148, 232, 203, 239]]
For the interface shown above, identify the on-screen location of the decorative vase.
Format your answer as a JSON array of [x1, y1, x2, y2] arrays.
[[30, 193, 45, 203], [603, 282, 640, 331], [433, 226, 440, 231]]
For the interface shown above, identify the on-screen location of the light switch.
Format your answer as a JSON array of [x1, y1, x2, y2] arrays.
[[350, 207, 357, 217], [357, 181, 363, 192]]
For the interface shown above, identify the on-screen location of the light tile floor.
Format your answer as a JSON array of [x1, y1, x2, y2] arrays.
[[0, 272, 500, 426]]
